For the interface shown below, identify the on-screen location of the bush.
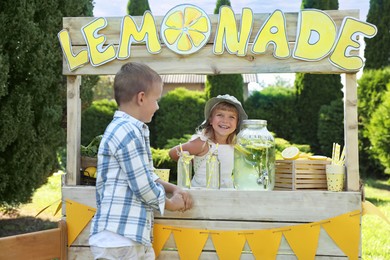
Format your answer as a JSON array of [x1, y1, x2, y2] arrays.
[[149, 88, 206, 148], [81, 99, 117, 146], [244, 87, 299, 142], [152, 148, 178, 183], [317, 99, 344, 156], [367, 87, 390, 175], [358, 68, 390, 178]]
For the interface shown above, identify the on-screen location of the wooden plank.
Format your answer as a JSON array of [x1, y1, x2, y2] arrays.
[[68, 246, 348, 260], [62, 44, 353, 75], [66, 76, 81, 185], [63, 10, 359, 45], [0, 220, 67, 260], [62, 187, 361, 222], [344, 73, 360, 191]]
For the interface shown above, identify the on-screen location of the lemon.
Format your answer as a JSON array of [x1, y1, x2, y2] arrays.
[[281, 146, 300, 160], [308, 155, 328, 160], [84, 166, 97, 178], [161, 4, 211, 55], [234, 144, 251, 155]]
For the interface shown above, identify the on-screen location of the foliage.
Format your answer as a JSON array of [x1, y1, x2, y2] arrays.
[[0, 0, 94, 206], [367, 87, 390, 175], [205, 0, 244, 103], [294, 0, 342, 154], [127, 0, 150, 16], [364, 0, 390, 70], [149, 88, 206, 148], [294, 73, 343, 154], [81, 99, 117, 146], [92, 76, 114, 101], [214, 0, 231, 14], [205, 74, 244, 103], [301, 0, 338, 9], [151, 148, 178, 183], [244, 87, 298, 142], [163, 135, 192, 149], [317, 99, 344, 157], [358, 68, 390, 178]]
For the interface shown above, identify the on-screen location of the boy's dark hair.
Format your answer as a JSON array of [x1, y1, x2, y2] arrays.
[[114, 62, 162, 106]]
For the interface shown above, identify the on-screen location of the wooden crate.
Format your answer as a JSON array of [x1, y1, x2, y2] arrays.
[[275, 159, 331, 190]]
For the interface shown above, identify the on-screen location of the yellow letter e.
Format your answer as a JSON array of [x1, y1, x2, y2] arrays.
[[82, 17, 116, 67]]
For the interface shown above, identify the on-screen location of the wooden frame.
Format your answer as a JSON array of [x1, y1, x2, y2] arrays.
[[62, 9, 362, 259], [0, 220, 68, 260]]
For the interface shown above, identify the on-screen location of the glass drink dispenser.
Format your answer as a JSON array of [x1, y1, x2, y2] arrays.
[[233, 120, 275, 190]]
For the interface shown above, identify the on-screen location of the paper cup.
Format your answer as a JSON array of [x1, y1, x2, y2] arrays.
[[326, 165, 345, 192], [154, 169, 170, 182]]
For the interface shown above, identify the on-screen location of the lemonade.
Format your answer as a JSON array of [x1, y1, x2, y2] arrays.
[[233, 120, 275, 190]]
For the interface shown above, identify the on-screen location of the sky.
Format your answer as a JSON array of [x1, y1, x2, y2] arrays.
[[92, 0, 370, 88]]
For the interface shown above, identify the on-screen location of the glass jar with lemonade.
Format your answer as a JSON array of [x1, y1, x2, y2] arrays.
[[233, 120, 275, 190]]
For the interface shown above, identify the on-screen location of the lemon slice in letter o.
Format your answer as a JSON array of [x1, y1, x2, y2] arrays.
[[161, 4, 211, 55]]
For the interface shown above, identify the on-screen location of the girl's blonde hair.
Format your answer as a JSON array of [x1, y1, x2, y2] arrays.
[[199, 102, 239, 144]]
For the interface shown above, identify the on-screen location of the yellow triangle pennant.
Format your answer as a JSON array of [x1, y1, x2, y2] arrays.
[[322, 210, 361, 259], [362, 200, 390, 225], [172, 227, 209, 260], [283, 223, 321, 259], [245, 229, 282, 259], [65, 199, 96, 246], [153, 224, 173, 258], [211, 231, 246, 260]]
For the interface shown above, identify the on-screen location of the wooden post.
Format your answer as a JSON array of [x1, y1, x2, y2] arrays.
[[66, 76, 81, 185], [344, 73, 360, 191]]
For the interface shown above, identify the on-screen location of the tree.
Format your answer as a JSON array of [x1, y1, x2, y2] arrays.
[[367, 86, 390, 175], [358, 0, 390, 178], [357, 68, 390, 177], [0, 0, 95, 206], [294, 0, 343, 153], [205, 0, 244, 103], [127, 0, 150, 16], [364, 0, 390, 70]]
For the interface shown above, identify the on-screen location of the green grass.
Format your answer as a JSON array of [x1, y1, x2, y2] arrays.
[[18, 171, 63, 221], [6, 174, 390, 258], [361, 178, 390, 259]]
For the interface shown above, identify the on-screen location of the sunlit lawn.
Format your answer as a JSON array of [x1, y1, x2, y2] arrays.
[[17, 174, 390, 258], [361, 178, 390, 259]]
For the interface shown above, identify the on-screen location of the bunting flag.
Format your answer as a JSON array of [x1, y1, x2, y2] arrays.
[[172, 227, 209, 260], [245, 229, 282, 259], [283, 223, 321, 259], [65, 199, 96, 246], [153, 224, 172, 258], [321, 210, 361, 259], [211, 231, 247, 260], [362, 200, 390, 225]]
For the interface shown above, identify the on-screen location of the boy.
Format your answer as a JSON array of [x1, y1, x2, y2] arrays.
[[89, 62, 192, 259]]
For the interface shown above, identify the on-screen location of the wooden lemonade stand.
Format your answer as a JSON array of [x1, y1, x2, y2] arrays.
[[60, 6, 376, 259]]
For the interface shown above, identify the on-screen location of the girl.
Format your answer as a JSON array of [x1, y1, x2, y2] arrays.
[[169, 94, 247, 188]]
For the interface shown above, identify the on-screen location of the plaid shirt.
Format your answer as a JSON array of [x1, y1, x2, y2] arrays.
[[90, 111, 165, 246]]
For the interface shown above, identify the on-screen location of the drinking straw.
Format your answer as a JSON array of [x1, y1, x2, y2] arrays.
[[339, 146, 346, 166]]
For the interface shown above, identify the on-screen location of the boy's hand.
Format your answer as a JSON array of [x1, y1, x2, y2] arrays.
[[165, 193, 185, 211], [173, 188, 193, 211]]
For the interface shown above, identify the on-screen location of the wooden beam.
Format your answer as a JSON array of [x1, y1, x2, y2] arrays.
[[344, 73, 360, 191], [66, 76, 81, 185]]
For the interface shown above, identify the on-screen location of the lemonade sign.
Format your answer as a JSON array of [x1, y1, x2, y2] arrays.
[[58, 4, 377, 72]]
